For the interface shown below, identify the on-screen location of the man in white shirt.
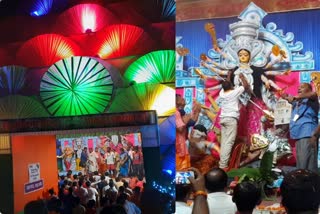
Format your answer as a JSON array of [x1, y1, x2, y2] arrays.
[[93, 171, 101, 182], [219, 74, 249, 169], [103, 172, 112, 184], [87, 148, 98, 173], [105, 147, 116, 176], [175, 184, 192, 214], [205, 168, 237, 214], [85, 181, 99, 206]]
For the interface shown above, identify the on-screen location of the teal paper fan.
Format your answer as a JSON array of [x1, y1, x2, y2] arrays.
[[40, 56, 114, 116]]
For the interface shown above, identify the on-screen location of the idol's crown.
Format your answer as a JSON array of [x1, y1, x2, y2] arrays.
[[229, 20, 260, 53]]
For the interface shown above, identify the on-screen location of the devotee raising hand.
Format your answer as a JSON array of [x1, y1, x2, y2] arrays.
[[188, 167, 209, 214]]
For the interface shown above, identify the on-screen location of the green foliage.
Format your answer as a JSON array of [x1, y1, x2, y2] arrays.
[[259, 151, 275, 185], [227, 151, 275, 183], [227, 151, 277, 199], [227, 167, 261, 182]]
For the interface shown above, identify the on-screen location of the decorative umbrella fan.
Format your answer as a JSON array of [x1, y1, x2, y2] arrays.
[[0, 95, 49, 119], [104, 56, 139, 76], [16, 34, 81, 68], [53, 3, 118, 36], [108, 83, 175, 117], [29, 0, 53, 17], [123, 50, 175, 84], [40, 56, 114, 116], [0, 65, 27, 95], [96, 24, 154, 59], [160, 0, 176, 19]]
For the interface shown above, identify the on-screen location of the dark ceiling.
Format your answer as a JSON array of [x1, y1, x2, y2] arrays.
[[0, 0, 19, 17], [0, 0, 174, 19]]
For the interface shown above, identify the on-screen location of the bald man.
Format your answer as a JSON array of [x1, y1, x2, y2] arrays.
[[282, 83, 319, 172], [204, 168, 237, 214]]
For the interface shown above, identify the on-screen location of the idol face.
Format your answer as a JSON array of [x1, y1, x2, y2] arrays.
[[238, 49, 250, 63]]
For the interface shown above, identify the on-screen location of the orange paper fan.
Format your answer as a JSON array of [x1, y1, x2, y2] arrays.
[[95, 24, 155, 59], [16, 34, 81, 68]]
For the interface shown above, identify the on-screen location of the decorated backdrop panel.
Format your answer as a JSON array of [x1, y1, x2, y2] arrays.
[[56, 132, 142, 174], [177, 9, 320, 71], [176, 3, 320, 167]]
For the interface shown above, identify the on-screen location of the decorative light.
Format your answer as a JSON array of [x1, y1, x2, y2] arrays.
[[152, 181, 175, 197], [54, 4, 118, 35], [81, 6, 97, 34], [163, 169, 173, 175], [150, 86, 175, 116], [29, 0, 53, 17], [160, 145, 175, 177], [32, 11, 39, 16]]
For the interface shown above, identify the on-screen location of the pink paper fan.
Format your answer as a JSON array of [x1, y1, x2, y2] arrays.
[[53, 3, 119, 36], [16, 34, 81, 68], [95, 24, 155, 59]]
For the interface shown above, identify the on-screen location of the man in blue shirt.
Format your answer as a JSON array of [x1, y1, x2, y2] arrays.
[[80, 147, 88, 168], [282, 83, 319, 173]]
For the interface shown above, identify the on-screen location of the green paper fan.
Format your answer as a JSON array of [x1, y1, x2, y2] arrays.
[[40, 56, 114, 116], [108, 83, 175, 117], [123, 50, 175, 84], [0, 95, 49, 119]]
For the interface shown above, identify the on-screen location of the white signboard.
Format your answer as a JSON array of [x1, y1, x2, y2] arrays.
[[28, 163, 40, 182], [274, 99, 292, 125]]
